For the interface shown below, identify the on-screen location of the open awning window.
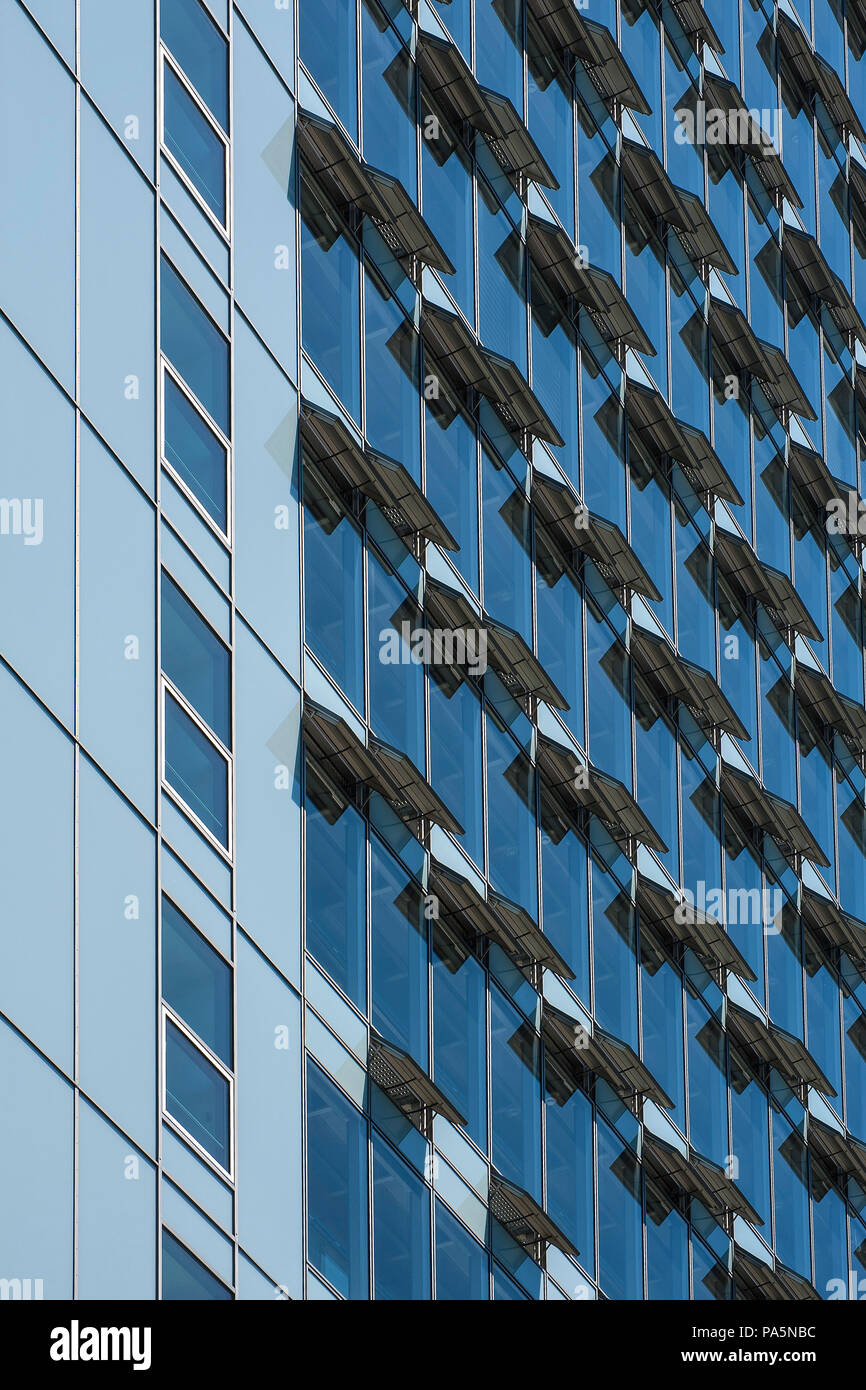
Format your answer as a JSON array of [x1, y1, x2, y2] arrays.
[[300, 398, 458, 549], [416, 29, 556, 186], [537, 732, 667, 853], [720, 762, 830, 866], [715, 528, 823, 641], [783, 227, 866, 346], [526, 214, 654, 354], [297, 108, 453, 273], [777, 12, 866, 142], [525, 1, 650, 113], [541, 1000, 673, 1109], [636, 872, 756, 980], [368, 1033, 466, 1132], [618, 136, 739, 276], [424, 575, 567, 708], [709, 297, 816, 419], [700, 75, 802, 208], [795, 663, 866, 766], [631, 626, 748, 741], [420, 300, 564, 445], [668, 0, 724, 53], [531, 469, 662, 599], [727, 1000, 836, 1095], [642, 1132, 762, 1226], [302, 700, 464, 834], [807, 1115, 866, 1192], [801, 887, 866, 968], [488, 1172, 579, 1263], [733, 1245, 821, 1300], [429, 857, 574, 977], [785, 442, 856, 542], [622, 379, 743, 503]]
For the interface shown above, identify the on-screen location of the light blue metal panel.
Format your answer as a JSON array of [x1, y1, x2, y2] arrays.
[[77, 1100, 157, 1299], [235, 933, 303, 1298], [79, 424, 157, 818], [78, 756, 157, 1152]]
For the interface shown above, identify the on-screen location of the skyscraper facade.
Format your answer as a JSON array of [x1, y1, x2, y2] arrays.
[[2, 0, 866, 1303]]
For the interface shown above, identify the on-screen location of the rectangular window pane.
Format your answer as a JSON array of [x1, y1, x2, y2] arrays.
[[305, 768, 367, 1010], [165, 691, 229, 846], [165, 1019, 230, 1168], [306, 1060, 369, 1299], [162, 897, 232, 1065], [373, 1135, 431, 1300], [161, 256, 229, 434], [303, 478, 364, 711], [164, 373, 228, 530], [161, 0, 228, 128], [162, 573, 230, 744], [162, 1231, 232, 1300], [435, 1200, 488, 1300], [164, 65, 226, 221]]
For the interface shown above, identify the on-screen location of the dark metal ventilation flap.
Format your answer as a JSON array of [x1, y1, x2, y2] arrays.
[[298, 108, 454, 272], [368, 1033, 467, 1130], [300, 398, 458, 549]]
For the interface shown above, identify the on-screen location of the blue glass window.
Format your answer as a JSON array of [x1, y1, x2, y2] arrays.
[[687, 993, 727, 1164], [371, 839, 428, 1066], [435, 1200, 488, 1300], [305, 771, 367, 1010], [490, 987, 541, 1199], [482, 449, 532, 640], [486, 714, 538, 917], [361, 0, 416, 192], [424, 399, 479, 594], [592, 858, 638, 1050], [373, 1136, 430, 1300], [364, 267, 420, 478], [306, 1060, 369, 1299], [161, 0, 228, 128], [299, 0, 357, 139], [165, 1019, 230, 1167], [597, 1120, 642, 1300], [420, 100, 474, 321], [730, 1058, 771, 1232], [478, 191, 527, 374], [163, 65, 225, 221], [540, 802, 590, 1005], [772, 1114, 811, 1277], [647, 1196, 688, 1301], [432, 926, 487, 1148], [367, 553, 424, 769], [163, 897, 232, 1066], [164, 373, 227, 530], [162, 1231, 231, 1300], [300, 176, 361, 422], [162, 574, 230, 745], [164, 691, 230, 846], [161, 257, 229, 434], [544, 1070, 594, 1276], [429, 671, 483, 868], [303, 478, 364, 712]]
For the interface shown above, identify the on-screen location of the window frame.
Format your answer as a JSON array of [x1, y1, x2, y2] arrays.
[[159, 47, 231, 234], [161, 677, 234, 859], [160, 359, 232, 544], [161, 1004, 235, 1180], [161, 1227, 234, 1300]]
